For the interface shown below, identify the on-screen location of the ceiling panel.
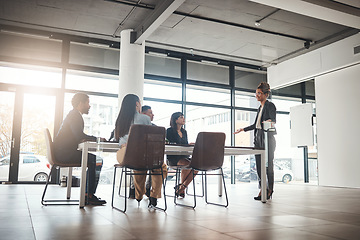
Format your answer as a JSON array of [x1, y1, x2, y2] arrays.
[[0, 0, 358, 68]]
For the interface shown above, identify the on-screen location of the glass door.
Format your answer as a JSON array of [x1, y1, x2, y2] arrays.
[[0, 63, 61, 183], [0, 88, 57, 183], [0, 91, 15, 182], [17, 93, 56, 182]]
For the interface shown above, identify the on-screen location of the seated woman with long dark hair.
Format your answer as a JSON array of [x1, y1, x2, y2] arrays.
[[166, 112, 198, 198], [114, 93, 167, 207]]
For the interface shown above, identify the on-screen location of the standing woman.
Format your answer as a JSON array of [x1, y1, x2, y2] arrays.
[[114, 94, 167, 207], [166, 112, 198, 198], [234, 82, 276, 200]]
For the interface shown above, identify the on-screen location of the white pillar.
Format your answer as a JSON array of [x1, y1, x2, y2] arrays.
[[118, 29, 145, 107]]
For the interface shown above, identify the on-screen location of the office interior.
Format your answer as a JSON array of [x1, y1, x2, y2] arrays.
[[0, 1, 359, 239]]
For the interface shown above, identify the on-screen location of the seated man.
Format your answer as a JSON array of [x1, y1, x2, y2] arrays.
[[53, 93, 106, 205]]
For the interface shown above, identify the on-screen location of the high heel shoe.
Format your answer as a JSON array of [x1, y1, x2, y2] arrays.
[[267, 190, 274, 200], [254, 190, 261, 201], [174, 184, 186, 198]]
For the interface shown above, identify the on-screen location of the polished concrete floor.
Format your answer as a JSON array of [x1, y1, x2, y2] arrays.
[[1, 182, 360, 240]]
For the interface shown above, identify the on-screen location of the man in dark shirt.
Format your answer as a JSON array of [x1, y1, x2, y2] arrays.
[[54, 93, 106, 205]]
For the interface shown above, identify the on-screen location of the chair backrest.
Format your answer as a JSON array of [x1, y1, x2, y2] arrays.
[[121, 124, 166, 170], [189, 132, 226, 171], [44, 128, 80, 167], [44, 128, 56, 166]]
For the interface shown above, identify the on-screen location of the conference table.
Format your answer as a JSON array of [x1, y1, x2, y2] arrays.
[[77, 142, 267, 208]]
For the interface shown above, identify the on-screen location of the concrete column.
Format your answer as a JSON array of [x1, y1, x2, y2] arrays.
[[118, 29, 145, 107]]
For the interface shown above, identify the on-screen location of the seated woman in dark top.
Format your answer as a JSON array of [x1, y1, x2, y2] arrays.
[[166, 112, 198, 198]]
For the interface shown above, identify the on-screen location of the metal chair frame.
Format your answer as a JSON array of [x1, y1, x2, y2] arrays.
[[41, 128, 80, 206], [165, 164, 205, 199], [111, 125, 167, 213], [173, 132, 228, 209], [111, 165, 167, 212]]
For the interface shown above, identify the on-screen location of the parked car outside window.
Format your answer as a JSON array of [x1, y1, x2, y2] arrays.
[[0, 154, 50, 182], [237, 161, 293, 183]]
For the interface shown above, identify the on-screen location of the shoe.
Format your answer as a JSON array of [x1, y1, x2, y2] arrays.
[[87, 194, 106, 205], [148, 197, 157, 207], [129, 188, 135, 199], [174, 184, 186, 198], [145, 187, 151, 198], [267, 190, 274, 200], [253, 191, 262, 201], [136, 198, 142, 207]]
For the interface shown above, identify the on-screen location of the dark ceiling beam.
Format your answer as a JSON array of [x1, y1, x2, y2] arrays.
[[106, 0, 312, 42], [249, 0, 360, 29], [132, 0, 185, 44]]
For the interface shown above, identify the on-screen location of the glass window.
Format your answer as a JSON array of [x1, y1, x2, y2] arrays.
[[144, 79, 182, 101], [186, 85, 230, 106], [63, 93, 118, 139], [271, 96, 301, 112], [234, 110, 257, 147], [142, 100, 182, 128], [235, 91, 256, 108], [185, 105, 232, 184], [23, 156, 40, 164], [18, 94, 55, 182], [63, 93, 119, 185], [272, 84, 301, 96], [145, 54, 180, 78], [185, 105, 231, 146], [20, 94, 55, 155], [0, 91, 14, 182], [66, 70, 118, 94], [235, 67, 266, 89], [0, 31, 62, 62], [187, 60, 229, 84], [0, 63, 62, 88], [0, 157, 10, 166], [69, 42, 120, 70]]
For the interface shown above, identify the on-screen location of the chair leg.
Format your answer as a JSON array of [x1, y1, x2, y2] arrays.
[[165, 168, 176, 198], [41, 166, 79, 206], [174, 169, 196, 209], [113, 167, 167, 212], [118, 167, 123, 196], [128, 174, 133, 199], [111, 166, 117, 208], [204, 168, 228, 207], [112, 166, 128, 213], [186, 171, 204, 197], [41, 166, 54, 205]]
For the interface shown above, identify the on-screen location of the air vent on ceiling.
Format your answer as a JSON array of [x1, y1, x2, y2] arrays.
[[354, 45, 360, 55]]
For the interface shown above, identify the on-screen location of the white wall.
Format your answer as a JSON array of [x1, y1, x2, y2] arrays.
[[268, 33, 360, 89], [315, 64, 360, 188], [267, 33, 360, 188]]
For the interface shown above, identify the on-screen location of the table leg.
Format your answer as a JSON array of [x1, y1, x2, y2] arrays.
[[261, 132, 268, 203], [66, 167, 73, 199], [79, 143, 89, 208]]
